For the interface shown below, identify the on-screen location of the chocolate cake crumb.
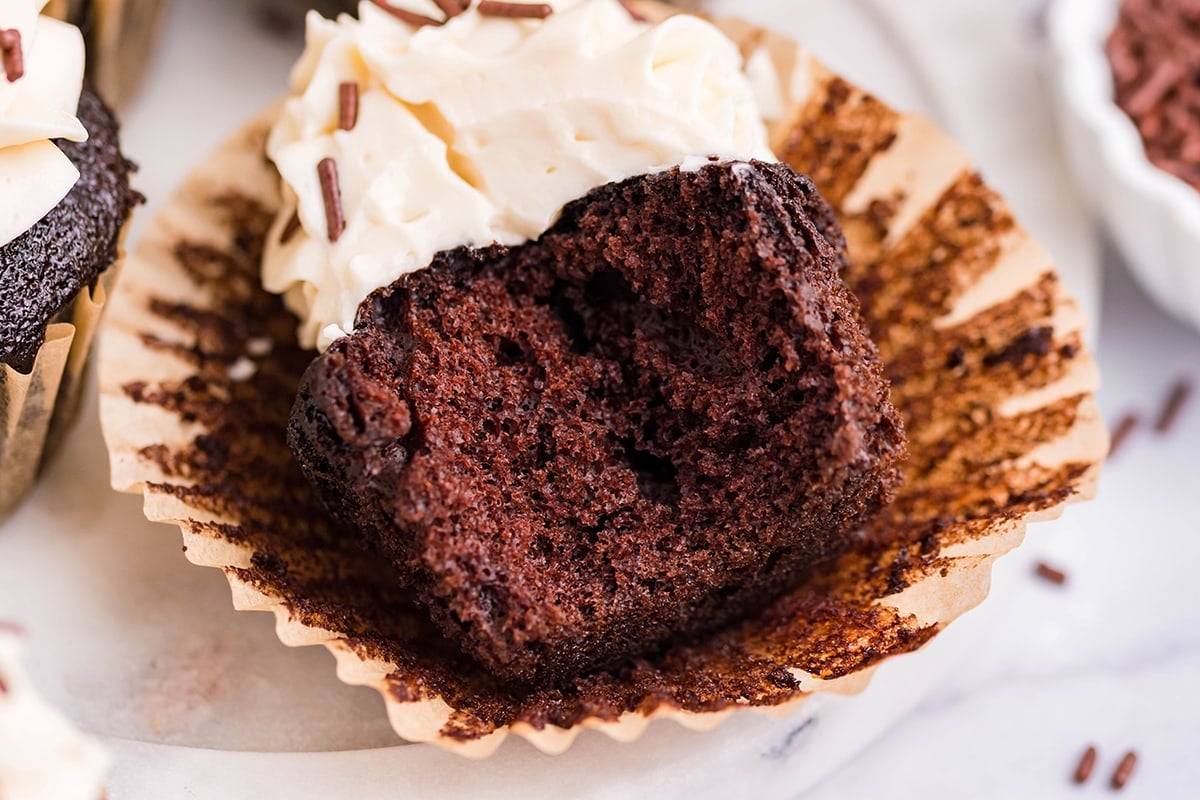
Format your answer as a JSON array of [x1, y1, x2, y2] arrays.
[[290, 161, 907, 685]]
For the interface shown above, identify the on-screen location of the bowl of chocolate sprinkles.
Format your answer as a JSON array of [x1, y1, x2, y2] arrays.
[[1049, 0, 1200, 333]]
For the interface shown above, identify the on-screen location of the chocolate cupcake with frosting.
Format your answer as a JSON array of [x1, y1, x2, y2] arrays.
[[100, 0, 1105, 755], [0, 624, 109, 799], [0, 0, 138, 521]]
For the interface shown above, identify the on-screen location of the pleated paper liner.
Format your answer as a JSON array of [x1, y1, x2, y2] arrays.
[[1, 259, 123, 521], [98, 10, 1107, 758]]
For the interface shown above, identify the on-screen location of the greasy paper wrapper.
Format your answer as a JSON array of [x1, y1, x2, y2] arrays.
[[98, 7, 1107, 758], [1, 261, 122, 521]]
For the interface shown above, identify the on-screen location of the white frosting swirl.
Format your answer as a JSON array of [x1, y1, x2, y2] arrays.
[[0, 629, 109, 800], [0, 0, 88, 248], [265, 0, 774, 350]]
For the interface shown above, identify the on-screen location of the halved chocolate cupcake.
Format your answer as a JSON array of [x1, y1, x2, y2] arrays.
[[292, 161, 907, 685], [100, 0, 1105, 755], [1, 2, 138, 520]]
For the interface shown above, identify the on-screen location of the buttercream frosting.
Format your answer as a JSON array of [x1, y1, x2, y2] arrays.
[[0, 0, 87, 248], [264, 0, 774, 350]]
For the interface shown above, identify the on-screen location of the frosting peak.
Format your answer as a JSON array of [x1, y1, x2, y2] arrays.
[[0, 0, 88, 248], [265, 0, 774, 350]]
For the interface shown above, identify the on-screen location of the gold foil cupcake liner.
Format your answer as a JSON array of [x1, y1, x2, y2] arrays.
[[1, 258, 123, 521], [98, 9, 1107, 757]]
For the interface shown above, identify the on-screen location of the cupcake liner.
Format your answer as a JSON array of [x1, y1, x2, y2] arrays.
[[1, 256, 123, 521], [98, 8, 1107, 757]]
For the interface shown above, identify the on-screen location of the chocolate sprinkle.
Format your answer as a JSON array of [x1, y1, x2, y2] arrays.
[[106, 56, 1106, 747], [477, 1, 552, 19], [1073, 745, 1098, 784], [1034, 562, 1067, 586], [432, 0, 467, 17], [1155, 378, 1193, 433], [0, 29, 23, 83], [338, 81, 359, 132], [1108, 412, 1140, 457], [317, 158, 345, 243], [1111, 750, 1139, 790], [1108, 0, 1200, 191], [368, 0, 443, 27], [280, 211, 302, 245], [0, 675, 7, 696]]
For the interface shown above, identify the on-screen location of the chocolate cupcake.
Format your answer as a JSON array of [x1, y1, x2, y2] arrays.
[[100, 0, 1106, 755], [0, 2, 138, 520], [44, 0, 168, 108]]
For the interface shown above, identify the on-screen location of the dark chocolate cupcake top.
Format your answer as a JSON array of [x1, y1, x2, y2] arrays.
[[0, 87, 138, 373]]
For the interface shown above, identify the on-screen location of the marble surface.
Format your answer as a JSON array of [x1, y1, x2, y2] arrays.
[[804, 4, 1200, 795]]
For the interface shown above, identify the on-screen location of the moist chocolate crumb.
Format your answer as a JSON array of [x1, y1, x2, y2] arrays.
[[0, 89, 139, 373], [290, 161, 907, 685]]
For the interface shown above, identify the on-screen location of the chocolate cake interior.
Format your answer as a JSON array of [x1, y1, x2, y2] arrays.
[[290, 161, 907, 686]]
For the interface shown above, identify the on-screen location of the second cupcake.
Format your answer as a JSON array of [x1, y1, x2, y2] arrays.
[[0, 0, 139, 520]]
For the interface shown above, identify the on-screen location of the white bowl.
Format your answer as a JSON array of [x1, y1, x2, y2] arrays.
[[1048, 0, 1200, 333]]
